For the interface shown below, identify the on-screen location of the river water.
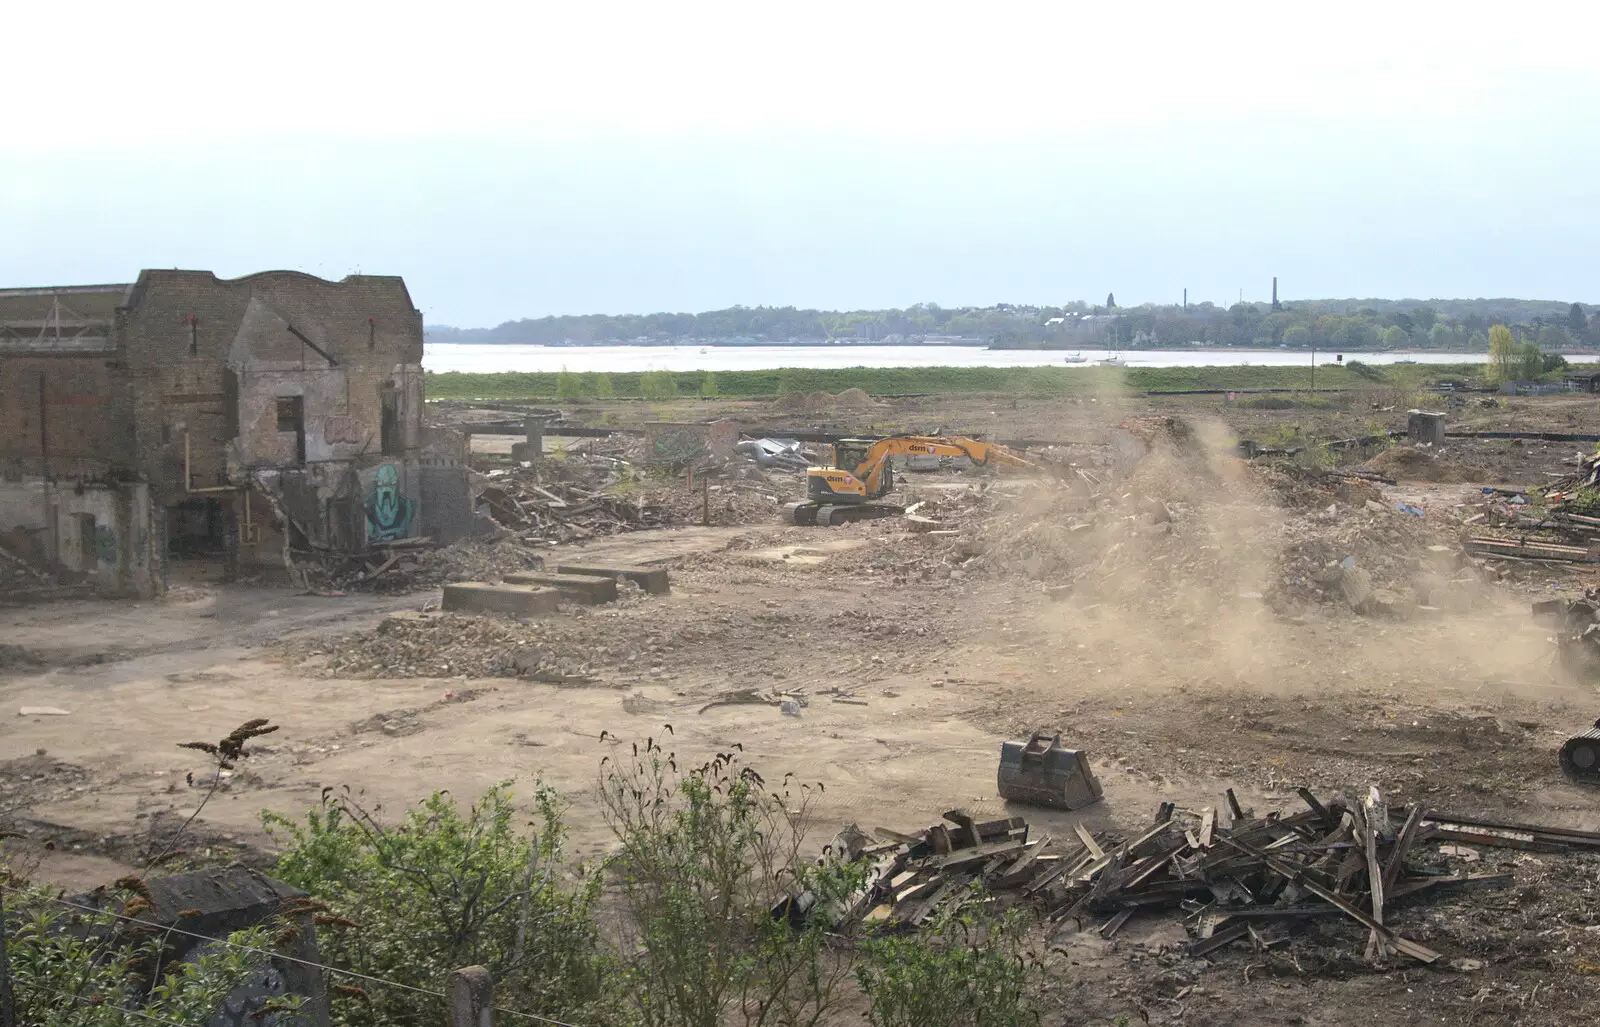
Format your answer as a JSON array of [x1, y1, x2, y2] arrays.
[[422, 344, 1570, 374]]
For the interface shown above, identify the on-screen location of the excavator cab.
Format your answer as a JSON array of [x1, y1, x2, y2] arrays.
[[833, 439, 892, 497], [804, 439, 892, 505]]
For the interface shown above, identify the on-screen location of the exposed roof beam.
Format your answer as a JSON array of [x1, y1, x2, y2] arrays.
[[285, 324, 338, 367]]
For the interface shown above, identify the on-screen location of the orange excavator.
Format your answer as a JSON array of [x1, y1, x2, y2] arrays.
[[783, 435, 1039, 526]]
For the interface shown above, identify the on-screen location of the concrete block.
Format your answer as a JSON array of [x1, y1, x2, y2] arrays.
[[442, 582, 560, 617], [71, 866, 331, 1026], [504, 571, 619, 604], [1406, 409, 1447, 446], [556, 562, 670, 595]]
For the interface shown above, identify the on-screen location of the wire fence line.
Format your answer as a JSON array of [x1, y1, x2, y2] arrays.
[[16, 980, 204, 1027], [0, 883, 585, 1027]]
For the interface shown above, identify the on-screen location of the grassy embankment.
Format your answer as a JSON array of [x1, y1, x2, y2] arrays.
[[425, 362, 1486, 402]]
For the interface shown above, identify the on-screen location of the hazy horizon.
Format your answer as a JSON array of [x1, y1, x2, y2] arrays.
[[425, 295, 1592, 332], [7, 4, 1598, 328]]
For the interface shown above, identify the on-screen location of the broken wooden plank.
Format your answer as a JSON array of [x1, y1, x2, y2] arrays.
[[942, 809, 984, 849], [1198, 807, 1216, 848], [972, 815, 1029, 841], [934, 838, 1027, 871], [1363, 787, 1389, 963], [1387, 873, 1512, 900], [1188, 922, 1250, 957], [1383, 804, 1428, 896], [1098, 909, 1135, 939], [993, 834, 1050, 888], [1297, 787, 1333, 831], [1224, 788, 1246, 823], [1073, 823, 1106, 859], [1217, 835, 1439, 964]]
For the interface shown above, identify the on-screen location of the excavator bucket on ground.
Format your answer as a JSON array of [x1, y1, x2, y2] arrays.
[[997, 730, 1103, 810], [1560, 720, 1600, 786]]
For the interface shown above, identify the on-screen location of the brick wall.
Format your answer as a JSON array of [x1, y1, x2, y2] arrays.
[[120, 270, 424, 512], [0, 353, 134, 478]]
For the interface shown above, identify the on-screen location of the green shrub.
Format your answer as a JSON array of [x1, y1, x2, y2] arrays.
[[264, 784, 613, 1026], [856, 896, 1037, 1027], [600, 734, 865, 1027], [555, 369, 585, 401], [5, 882, 303, 1026], [640, 370, 678, 400]]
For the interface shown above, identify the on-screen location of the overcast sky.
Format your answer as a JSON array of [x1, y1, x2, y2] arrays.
[[5, 2, 1597, 326]]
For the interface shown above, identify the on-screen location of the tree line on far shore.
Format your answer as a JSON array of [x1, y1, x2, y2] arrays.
[[427, 298, 1599, 352]]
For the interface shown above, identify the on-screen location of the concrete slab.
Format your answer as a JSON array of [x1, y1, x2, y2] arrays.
[[555, 563, 670, 595], [503, 571, 618, 605], [441, 582, 560, 617]]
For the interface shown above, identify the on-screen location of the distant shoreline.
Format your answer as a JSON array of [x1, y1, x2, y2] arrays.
[[422, 339, 1600, 358]]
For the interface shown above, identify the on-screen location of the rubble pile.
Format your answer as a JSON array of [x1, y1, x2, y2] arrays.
[[826, 787, 1573, 964], [301, 536, 548, 594], [0, 534, 63, 597], [476, 463, 678, 542], [476, 446, 796, 544], [279, 613, 612, 681], [1454, 447, 1600, 565], [1273, 497, 1463, 611]]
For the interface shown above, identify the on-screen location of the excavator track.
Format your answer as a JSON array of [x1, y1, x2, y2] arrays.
[[785, 502, 902, 526], [1560, 722, 1600, 786]]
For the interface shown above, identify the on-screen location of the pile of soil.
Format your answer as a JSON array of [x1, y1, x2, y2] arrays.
[[835, 387, 873, 409], [1361, 445, 1474, 483]]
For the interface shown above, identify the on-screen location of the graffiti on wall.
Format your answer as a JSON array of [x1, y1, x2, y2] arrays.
[[323, 415, 365, 445], [364, 463, 415, 542]]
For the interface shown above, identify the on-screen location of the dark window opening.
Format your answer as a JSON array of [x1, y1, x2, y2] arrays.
[[222, 370, 240, 439], [380, 389, 400, 455], [368, 318, 376, 349], [188, 315, 199, 356], [76, 513, 97, 572], [276, 396, 306, 464]]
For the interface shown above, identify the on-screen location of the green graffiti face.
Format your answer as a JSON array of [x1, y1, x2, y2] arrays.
[[365, 462, 414, 542]]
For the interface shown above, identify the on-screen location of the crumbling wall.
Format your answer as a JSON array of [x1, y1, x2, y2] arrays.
[[0, 479, 159, 596], [115, 270, 426, 563], [419, 426, 475, 544], [121, 269, 423, 504], [644, 419, 738, 467]]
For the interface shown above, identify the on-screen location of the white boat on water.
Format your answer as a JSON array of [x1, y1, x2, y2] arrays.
[[1063, 352, 1087, 364], [1098, 353, 1125, 366]]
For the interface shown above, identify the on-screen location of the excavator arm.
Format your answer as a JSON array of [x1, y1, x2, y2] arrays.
[[852, 436, 1038, 498]]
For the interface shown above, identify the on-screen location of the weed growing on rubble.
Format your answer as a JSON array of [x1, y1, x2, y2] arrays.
[[855, 894, 1038, 1027], [599, 732, 867, 1027], [264, 784, 614, 1026]]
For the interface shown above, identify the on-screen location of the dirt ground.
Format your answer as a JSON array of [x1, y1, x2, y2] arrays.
[[6, 391, 1600, 1025]]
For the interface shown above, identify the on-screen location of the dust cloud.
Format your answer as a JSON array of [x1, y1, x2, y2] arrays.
[[979, 383, 1568, 712]]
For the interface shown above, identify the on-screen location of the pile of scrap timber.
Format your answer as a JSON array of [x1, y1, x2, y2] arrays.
[[477, 471, 675, 542], [819, 788, 1600, 963], [1460, 452, 1600, 563]]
